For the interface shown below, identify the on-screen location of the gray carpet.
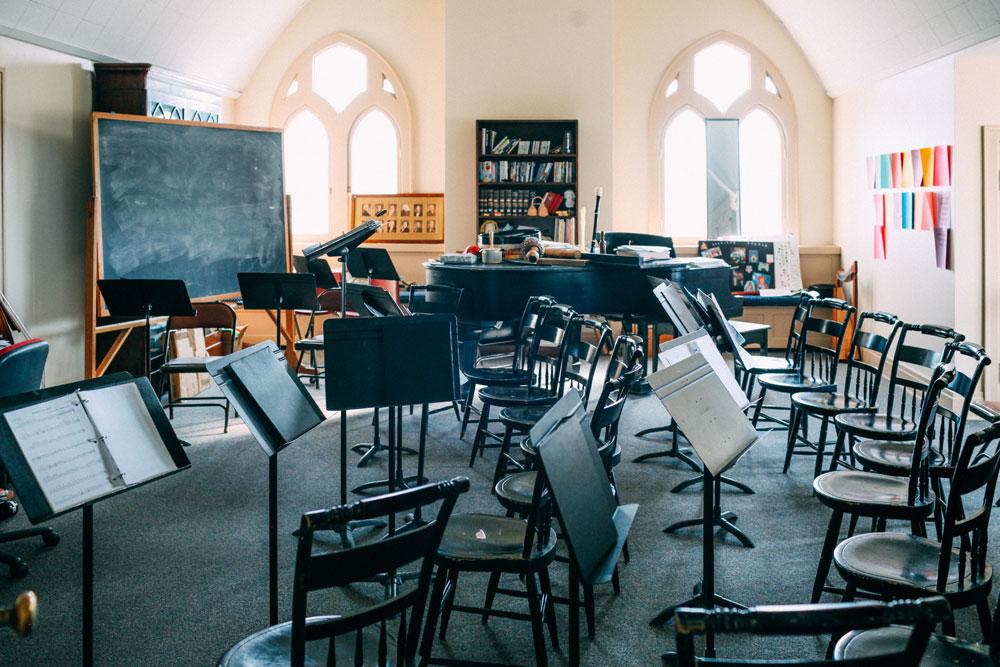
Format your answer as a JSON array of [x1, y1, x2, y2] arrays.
[[0, 381, 991, 666]]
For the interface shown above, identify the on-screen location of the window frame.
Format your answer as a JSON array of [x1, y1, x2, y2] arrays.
[[271, 33, 413, 243], [649, 32, 798, 244]]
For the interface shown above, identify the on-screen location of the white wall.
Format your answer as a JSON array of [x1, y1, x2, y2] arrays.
[[612, 0, 833, 244], [832, 57, 956, 327], [0, 36, 93, 384]]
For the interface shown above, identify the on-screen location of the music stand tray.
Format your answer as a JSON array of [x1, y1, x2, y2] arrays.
[[346, 247, 401, 283]]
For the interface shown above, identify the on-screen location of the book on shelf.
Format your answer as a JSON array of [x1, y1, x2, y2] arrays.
[[478, 160, 575, 184]]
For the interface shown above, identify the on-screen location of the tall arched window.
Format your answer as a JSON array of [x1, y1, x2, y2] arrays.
[[272, 34, 412, 241], [650, 33, 797, 241]]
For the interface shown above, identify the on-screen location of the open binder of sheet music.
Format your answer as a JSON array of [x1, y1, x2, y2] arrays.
[[652, 282, 701, 336], [2, 383, 175, 512], [649, 352, 758, 476], [658, 329, 749, 410]]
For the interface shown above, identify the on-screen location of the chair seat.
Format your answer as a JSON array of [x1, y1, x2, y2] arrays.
[[498, 406, 549, 431], [294, 335, 324, 350], [463, 367, 532, 387], [218, 617, 398, 666], [161, 356, 211, 373], [438, 514, 557, 562], [834, 532, 992, 598], [494, 471, 536, 511], [835, 626, 993, 666], [757, 373, 835, 393], [853, 440, 948, 476], [479, 386, 559, 408], [835, 412, 917, 441], [812, 471, 934, 517], [791, 392, 872, 415], [746, 356, 796, 374]]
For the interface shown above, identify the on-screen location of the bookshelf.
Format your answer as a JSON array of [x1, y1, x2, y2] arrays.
[[476, 119, 579, 243]]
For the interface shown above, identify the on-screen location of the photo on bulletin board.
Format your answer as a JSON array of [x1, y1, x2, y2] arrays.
[[350, 193, 444, 244]]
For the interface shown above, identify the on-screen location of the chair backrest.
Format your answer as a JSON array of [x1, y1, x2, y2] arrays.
[[795, 297, 855, 385], [782, 290, 819, 366], [165, 302, 238, 354], [840, 311, 901, 405], [905, 362, 956, 507], [508, 295, 556, 372], [929, 342, 991, 467], [407, 284, 463, 315], [884, 323, 964, 425], [591, 351, 644, 469], [524, 303, 579, 396], [603, 232, 675, 256], [604, 334, 645, 386], [673, 597, 950, 666], [0, 339, 48, 398], [561, 319, 613, 405], [937, 420, 1000, 596], [316, 287, 347, 315], [290, 478, 470, 666]]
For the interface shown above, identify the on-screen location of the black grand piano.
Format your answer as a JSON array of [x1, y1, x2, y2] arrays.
[[424, 258, 741, 323]]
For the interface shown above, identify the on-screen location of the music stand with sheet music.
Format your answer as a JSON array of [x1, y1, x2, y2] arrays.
[[237, 272, 319, 353], [0, 373, 190, 666], [346, 247, 401, 284], [531, 390, 637, 667], [97, 278, 195, 379], [206, 341, 361, 624], [324, 314, 460, 527], [645, 352, 760, 657]]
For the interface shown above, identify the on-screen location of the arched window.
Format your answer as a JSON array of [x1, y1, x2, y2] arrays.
[[272, 34, 412, 241], [650, 33, 797, 241]]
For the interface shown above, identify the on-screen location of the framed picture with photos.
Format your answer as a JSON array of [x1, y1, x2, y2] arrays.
[[350, 193, 444, 243]]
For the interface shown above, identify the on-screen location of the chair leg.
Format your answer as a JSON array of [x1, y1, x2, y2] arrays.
[[438, 568, 460, 640], [813, 416, 830, 479], [481, 571, 501, 625], [538, 567, 559, 650], [812, 510, 844, 603], [451, 400, 462, 423], [468, 403, 491, 468], [977, 597, 992, 642], [524, 572, 549, 667], [583, 583, 596, 640], [460, 382, 477, 440], [782, 406, 803, 473], [420, 566, 449, 660], [829, 429, 848, 472], [751, 387, 767, 427], [493, 424, 515, 490], [223, 399, 230, 434]]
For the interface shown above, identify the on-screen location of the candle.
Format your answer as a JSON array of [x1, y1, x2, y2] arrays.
[[579, 206, 587, 252], [596, 187, 603, 197]]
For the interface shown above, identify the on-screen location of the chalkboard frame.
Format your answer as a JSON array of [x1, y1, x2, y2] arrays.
[[86, 112, 292, 378]]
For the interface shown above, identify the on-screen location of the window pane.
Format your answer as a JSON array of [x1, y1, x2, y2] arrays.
[[312, 44, 367, 113], [693, 42, 750, 113], [764, 73, 779, 96], [706, 119, 741, 239], [284, 110, 329, 235], [663, 109, 707, 238], [285, 78, 299, 98], [350, 109, 398, 195], [382, 75, 396, 97], [665, 77, 679, 97], [739, 108, 783, 237]]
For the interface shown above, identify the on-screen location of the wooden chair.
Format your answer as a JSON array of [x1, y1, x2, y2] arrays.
[[810, 363, 955, 604], [751, 297, 855, 430], [159, 301, 238, 432], [832, 420, 1000, 641], [783, 311, 901, 477], [218, 477, 470, 667], [829, 323, 964, 472], [406, 284, 465, 420], [673, 597, 950, 666]]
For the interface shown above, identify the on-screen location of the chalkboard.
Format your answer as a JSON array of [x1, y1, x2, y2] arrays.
[[93, 114, 288, 302]]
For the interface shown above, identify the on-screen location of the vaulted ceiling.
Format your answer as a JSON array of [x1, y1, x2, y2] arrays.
[[1, 1, 1000, 97], [761, 0, 1000, 96]]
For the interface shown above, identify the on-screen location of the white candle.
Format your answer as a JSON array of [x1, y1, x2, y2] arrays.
[[596, 187, 603, 198], [579, 206, 587, 251]]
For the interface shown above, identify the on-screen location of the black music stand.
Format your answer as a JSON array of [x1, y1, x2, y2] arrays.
[[97, 278, 195, 378], [237, 272, 318, 352], [303, 220, 381, 321], [0, 373, 190, 666], [346, 247, 401, 284], [293, 255, 339, 289], [206, 341, 334, 624]]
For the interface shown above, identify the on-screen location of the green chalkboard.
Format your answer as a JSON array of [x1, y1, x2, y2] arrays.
[[93, 114, 288, 301]]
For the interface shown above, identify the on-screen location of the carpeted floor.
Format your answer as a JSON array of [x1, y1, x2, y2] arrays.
[[0, 379, 992, 666]]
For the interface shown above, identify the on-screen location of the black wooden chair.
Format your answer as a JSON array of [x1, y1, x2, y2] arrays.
[[159, 301, 238, 431], [468, 304, 580, 467], [751, 297, 855, 430], [829, 323, 964, 472], [673, 597, 951, 666], [490, 319, 613, 486], [810, 362, 955, 604], [735, 290, 818, 399], [294, 288, 360, 380], [406, 284, 465, 420], [782, 311, 901, 477], [832, 420, 1000, 642], [218, 477, 470, 667], [460, 296, 554, 439]]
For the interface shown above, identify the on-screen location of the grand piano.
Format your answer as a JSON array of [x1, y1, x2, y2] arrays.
[[424, 258, 741, 323]]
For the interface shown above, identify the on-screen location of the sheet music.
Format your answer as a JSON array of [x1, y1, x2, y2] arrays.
[[649, 353, 758, 476], [652, 283, 700, 335], [3, 396, 115, 511], [79, 384, 174, 485], [658, 329, 749, 409]]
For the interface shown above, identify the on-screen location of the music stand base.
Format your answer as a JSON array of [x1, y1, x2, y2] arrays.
[[664, 511, 755, 549], [649, 587, 746, 627], [671, 474, 754, 495]]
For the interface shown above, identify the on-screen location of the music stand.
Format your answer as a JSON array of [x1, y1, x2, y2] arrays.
[[237, 272, 319, 352], [97, 278, 195, 378], [206, 341, 331, 624], [293, 255, 339, 289], [0, 373, 190, 666], [303, 220, 381, 321], [346, 247, 401, 284]]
